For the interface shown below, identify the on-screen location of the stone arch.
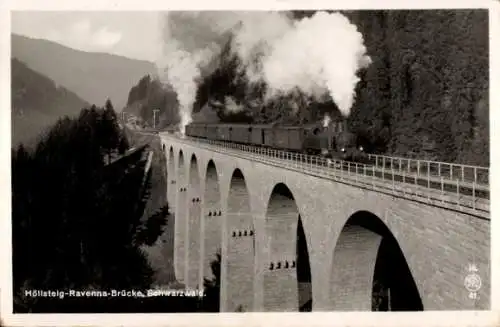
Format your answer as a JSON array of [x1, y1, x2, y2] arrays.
[[201, 160, 222, 290], [224, 168, 255, 312], [263, 183, 311, 311], [186, 154, 201, 288], [330, 211, 423, 311], [174, 150, 187, 283]]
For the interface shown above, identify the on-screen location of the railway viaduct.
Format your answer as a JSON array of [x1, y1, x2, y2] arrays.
[[159, 133, 490, 312]]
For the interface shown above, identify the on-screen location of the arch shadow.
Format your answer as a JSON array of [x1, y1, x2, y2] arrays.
[[297, 217, 312, 312], [264, 183, 312, 312], [330, 211, 423, 311]]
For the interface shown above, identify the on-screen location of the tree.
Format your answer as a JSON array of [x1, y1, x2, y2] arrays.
[[127, 75, 152, 106], [101, 99, 121, 163], [126, 75, 180, 129], [372, 280, 389, 311], [134, 205, 169, 246], [118, 134, 130, 155], [200, 250, 222, 312]]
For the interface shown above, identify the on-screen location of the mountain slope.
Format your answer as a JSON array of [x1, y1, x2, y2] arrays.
[[11, 58, 89, 147], [11, 33, 157, 110]]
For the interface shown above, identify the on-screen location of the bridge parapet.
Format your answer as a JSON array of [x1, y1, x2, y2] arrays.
[[163, 134, 489, 220], [366, 153, 489, 185]]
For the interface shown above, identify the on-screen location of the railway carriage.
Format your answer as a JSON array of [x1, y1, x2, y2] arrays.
[[231, 125, 252, 144], [205, 123, 218, 140], [184, 119, 367, 163], [196, 124, 207, 138], [188, 123, 207, 138], [250, 125, 266, 145], [185, 123, 195, 137], [271, 126, 306, 151], [287, 127, 308, 151], [263, 128, 275, 147], [216, 124, 232, 141], [270, 127, 287, 149], [198, 124, 208, 138]]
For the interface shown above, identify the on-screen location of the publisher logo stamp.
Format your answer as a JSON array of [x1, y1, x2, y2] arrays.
[[464, 263, 481, 300]]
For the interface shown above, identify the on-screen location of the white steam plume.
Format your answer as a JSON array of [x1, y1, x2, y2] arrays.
[[256, 11, 371, 117], [157, 11, 371, 133], [157, 12, 238, 134], [229, 12, 294, 83], [323, 113, 332, 128], [158, 41, 199, 134], [224, 96, 245, 114]]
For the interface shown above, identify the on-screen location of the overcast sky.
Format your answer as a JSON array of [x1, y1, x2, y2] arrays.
[[11, 11, 163, 62]]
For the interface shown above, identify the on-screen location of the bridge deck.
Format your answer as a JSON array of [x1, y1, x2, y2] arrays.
[[164, 134, 489, 220]]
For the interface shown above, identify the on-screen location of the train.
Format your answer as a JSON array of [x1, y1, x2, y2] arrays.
[[184, 119, 367, 162]]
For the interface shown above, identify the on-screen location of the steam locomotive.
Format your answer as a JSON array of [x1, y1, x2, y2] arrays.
[[184, 119, 367, 162]]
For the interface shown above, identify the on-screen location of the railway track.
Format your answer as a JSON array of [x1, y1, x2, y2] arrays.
[[164, 134, 489, 219]]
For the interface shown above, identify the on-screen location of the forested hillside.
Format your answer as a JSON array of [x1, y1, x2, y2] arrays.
[[126, 10, 489, 166], [11, 58, 89, 147], [123, 74, 179, 128], [343, 10, 488, 166]]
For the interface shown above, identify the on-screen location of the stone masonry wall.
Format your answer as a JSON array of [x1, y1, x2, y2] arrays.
[[163, 136, 490, 311]]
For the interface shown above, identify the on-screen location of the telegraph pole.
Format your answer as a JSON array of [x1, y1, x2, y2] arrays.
[[153, 109, 160, 130]]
